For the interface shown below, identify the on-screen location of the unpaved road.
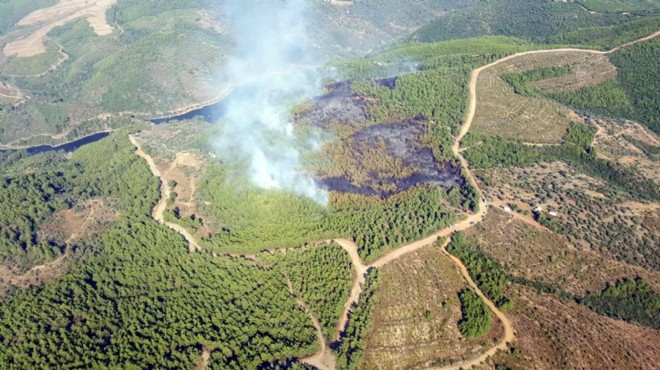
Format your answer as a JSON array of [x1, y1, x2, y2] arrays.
[[127, 32, 659, 370], [129, 135, 200, 252]]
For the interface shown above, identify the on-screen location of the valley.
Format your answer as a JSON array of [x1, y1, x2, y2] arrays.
[[0, 1, 658, 369]]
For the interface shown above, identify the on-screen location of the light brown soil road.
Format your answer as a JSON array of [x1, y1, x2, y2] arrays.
[[129, 135, 201, 253], [124, 32, 660, 370]]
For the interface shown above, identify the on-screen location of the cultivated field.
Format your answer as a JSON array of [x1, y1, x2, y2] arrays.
[[471, 51, 618, 143], [362, 246, 503, 369]]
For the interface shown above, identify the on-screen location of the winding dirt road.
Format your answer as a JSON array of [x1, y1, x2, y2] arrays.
[[128, 31, 659, 370], [129, 135, 200, 252]]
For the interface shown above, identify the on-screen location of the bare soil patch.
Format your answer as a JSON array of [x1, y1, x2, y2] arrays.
[[471, 51, 618, 143], [591, 117, 660, 181], [38, 199, 118, 245], [363, 246, 502, 369], [475, 160, 660, 270], [492, 285, 660, 370], [0, 255, 70, 297], [464, 209, 659, 296], [3, 0, 117, 58], [530, 53, 616, 93], [0, 81, 26, 105]]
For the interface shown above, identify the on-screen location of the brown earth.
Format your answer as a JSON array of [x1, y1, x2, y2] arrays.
[[38, 199, 118, 245], [363, 246, 503, 369], [479, 162, 660, 269], [0, 254, 70, 296], [3, 0, 117, 58], [591, 117, 660, 181], [464, 208, 659, 296], [470, 51, 609, 144], [0, 81, 27, 105], [491, 285, 660, 370]]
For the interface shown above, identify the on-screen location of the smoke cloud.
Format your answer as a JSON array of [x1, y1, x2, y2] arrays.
[[213, 0, 328, 204]]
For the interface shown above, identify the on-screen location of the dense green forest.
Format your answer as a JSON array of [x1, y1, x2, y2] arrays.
[[267, 244, 354, 340], [547, 80, 634, 118], [447, 234, 512, 309], [335, 269, 380, 370], [457, 289, 492, 339], [0, 134, 370, 368], [577, 0, 660, 13], [501, 66, 572, 97], [351, 69, 468, 134], [581, 278, 660, 329], [198, 166, 458, 262], [412, 0, 635, 45], [461, 133, 540, 168], [328, 186, 457, 262], [0, 170, 70, 271], [549, 16, 660, 49], [608, 38, 660, 134], [331, 36, 536, 82]]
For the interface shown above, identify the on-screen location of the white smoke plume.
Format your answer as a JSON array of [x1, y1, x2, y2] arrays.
[[213, 0, 328, 204]]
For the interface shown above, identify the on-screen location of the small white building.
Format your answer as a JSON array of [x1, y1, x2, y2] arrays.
[[549, 211, 558, 217], [503, 206, 512, 213]]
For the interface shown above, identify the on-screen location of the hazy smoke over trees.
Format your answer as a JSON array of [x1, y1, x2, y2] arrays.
[[214, 0, 328, 204]]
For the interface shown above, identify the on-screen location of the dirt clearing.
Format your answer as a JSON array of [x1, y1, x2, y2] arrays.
[[471, 50, 615, 143], [3, 0, 117, 58], [0, 81, 27, 105], [363, 246, 503, 369]]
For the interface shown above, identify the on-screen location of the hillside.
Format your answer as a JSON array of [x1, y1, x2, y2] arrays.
[[0, 1, 658, 369]]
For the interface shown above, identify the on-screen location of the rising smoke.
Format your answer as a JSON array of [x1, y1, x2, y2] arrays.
[[213, 0, 328, 204]]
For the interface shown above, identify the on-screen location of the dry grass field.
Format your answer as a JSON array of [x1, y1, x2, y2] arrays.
[[489, 285, 660, 370], [592, 117, 660, 181], [464, 209, 659, 296], [3, 0, 117, 58], [362, 246, 503, 369], [471, 51, 618, 143], [0, 81, 26, 105]]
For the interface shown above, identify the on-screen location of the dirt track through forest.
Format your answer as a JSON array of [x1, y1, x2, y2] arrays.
[[128, 31, 659, 370], [129, 135, 201, 253]]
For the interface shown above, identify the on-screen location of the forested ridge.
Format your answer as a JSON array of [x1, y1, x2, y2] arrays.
[[263, 244, 354, 340], [0, 134, 365, 368]]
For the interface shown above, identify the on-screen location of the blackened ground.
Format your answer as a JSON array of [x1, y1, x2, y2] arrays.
[[317, 119, 462, 197], [295, 82, 367, 128]]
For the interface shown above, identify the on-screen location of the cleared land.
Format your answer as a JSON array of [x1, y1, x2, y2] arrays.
[[473, 50, 616, 143], [475, 159, 660, 269], [494, 285, 660, 370], [591, 117, 660, 181], [0, 81, 26, 105], [464, 209, 659, 296], [470, 50, 617, 143], [3, 0, 117, 58], [363, 246, 502, 369]]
